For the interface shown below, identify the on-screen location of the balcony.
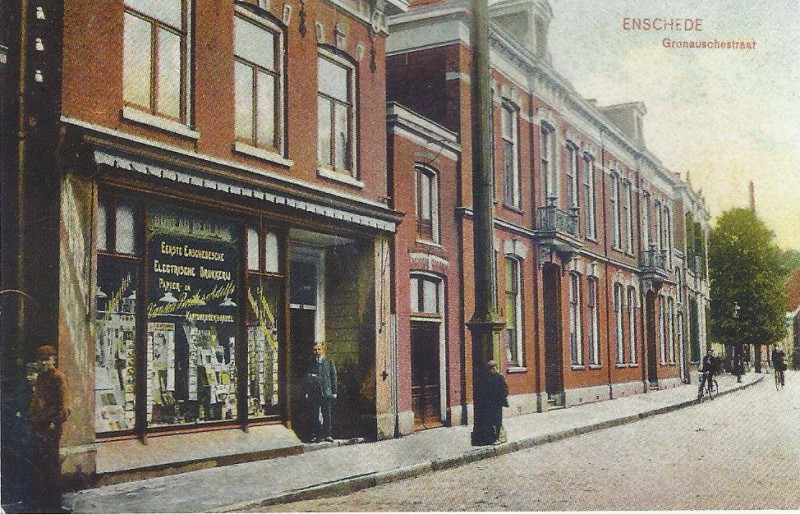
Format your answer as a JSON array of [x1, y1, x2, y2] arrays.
[[641, 245, 670, 283], [534, 198, 583, 259]]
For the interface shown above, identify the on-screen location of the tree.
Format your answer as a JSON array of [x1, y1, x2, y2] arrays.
[[708, 208, 788, 373]]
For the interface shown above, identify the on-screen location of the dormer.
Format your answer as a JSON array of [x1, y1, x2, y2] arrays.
[[598, 101, 647, 148], [490, 0, 553, 61]]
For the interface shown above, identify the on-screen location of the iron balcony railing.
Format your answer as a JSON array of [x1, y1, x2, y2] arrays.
[[538, 204, 580, 238], [641, 246, 668, 272]]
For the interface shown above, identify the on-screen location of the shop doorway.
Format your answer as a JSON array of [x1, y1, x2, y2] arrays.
[[289, 248, 324, 441], [410, 321, 442, 429], [543, 264, 564, 408]]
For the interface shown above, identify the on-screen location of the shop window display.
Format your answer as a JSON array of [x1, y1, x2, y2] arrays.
[[146, 204, 239, 426], [247, 227, 283, 418], [95, 257, 139, 433], [95, 195, 287, 435]]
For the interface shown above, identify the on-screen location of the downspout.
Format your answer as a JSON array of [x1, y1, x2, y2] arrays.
[[16, 0, 30, 366], [600, 133, 613, 399]]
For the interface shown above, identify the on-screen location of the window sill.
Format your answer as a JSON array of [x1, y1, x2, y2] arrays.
[[415, 239, 443, 249], [317, 167, 364, 188], [628, 363, 639, 368], [615, 363, 627, 368], [570, 365, 586, 371], [506, 366, 527, 373], [233, 142, 294, 168], [589, 364, 602, 370], [502, 203, 524, 214], [122, 106, 199, 139]]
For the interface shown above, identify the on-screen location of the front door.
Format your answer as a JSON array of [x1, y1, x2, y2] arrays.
[[411, 322, 442, 429], [543, 264, 564, 407]]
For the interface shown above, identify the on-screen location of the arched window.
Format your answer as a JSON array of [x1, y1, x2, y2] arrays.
[[569, 272, 583, 365], [614, 283, 624, 363]]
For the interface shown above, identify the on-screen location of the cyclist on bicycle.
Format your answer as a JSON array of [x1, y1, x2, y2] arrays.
[[698, 349, 716, 399], [772, 345, 787, 389]]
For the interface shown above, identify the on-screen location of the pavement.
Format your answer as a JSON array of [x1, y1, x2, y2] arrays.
[[60, 372, 762, 513]]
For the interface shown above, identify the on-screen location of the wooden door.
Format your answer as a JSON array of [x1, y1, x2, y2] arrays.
[[543, 264, 564, 406], [411, 322, 442, 429]]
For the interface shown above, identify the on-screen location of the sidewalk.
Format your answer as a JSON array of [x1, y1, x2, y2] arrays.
[[63, 373, 762, 513]]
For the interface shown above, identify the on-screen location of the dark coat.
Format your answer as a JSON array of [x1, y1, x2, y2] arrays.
[[307, 356, 337, 398], [484, 371, 509, 410]]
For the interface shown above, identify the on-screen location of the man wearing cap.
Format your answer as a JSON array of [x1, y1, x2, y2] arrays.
[[30, 345, 70, 511]]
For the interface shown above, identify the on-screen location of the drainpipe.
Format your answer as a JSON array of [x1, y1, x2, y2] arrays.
[[599, 133, 613, 399], [467, 0, 504, 446], [16, 0, 30, 367]]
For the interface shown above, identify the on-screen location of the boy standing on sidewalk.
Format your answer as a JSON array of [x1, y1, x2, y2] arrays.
[[30, 345, 70, 512]]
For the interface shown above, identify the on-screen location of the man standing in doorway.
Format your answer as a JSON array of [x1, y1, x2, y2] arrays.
[[30, 345, 70, 512], [307, 343, 337, 442]]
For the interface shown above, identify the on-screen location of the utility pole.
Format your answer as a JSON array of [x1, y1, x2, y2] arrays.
[[467, 0, 504, 446]]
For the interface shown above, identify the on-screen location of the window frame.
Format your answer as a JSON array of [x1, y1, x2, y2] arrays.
[[566, 142, 580, 212], [540, 123, 556, 203], [587, 276, 600, 366], [583, 153, 597, 240], [317, 50, 357, 179], [569, 272, 583, 366], [414, 165, 440, 243], [123, 0, 190, 125], [614, 282, 624, 364], [627, 286, 637, 364], [233, 8, 284, 153], [501, 102, 521, 209], [623, 180, 634, 254], [504, 256, 524, 367], [610, 172, 621, 250]]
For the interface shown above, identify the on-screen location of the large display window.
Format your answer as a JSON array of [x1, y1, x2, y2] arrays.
[[94, 194, 286, 436]]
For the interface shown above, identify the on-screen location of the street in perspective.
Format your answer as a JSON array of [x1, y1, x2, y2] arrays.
[[254, 374, 800, 512]]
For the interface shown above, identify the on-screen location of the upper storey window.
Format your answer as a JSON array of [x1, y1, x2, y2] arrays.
[[234, 13, 283, 151], [415, 165, 439, 243], [540, 123, 556, 203], [123, 0, 188, 122], [318, 53, 356, 177], [501, 103, 521, 208]]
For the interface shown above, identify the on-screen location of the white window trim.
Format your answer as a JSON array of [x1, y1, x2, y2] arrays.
[[502, 102, 521, 208], [505, 256, 524, 368], [317, 49, 358, 179], [234, 142, 294, 168], [628, 287, 637, 364], [624, 180, 634, 254], [659, 296, 667, 364], [234, 5, 287, 156], [587, 277, 600, 366], [415, 165, 440, 244], [290, 247, 326, 343], [122, 106, 200, 139], [610, 173, 621, 250], [614, 283, 624, 364], [123, 0, 194, 128], [569, 272, 583, 366], [583, 154, 597, 240]]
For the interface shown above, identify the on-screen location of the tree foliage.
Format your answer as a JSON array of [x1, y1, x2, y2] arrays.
[[708, 208, 788, 347]]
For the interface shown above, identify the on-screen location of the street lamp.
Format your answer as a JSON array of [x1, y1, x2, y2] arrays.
[[733, 302, 742, 383]]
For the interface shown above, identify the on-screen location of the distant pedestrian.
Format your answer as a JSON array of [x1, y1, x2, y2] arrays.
[[30, 345, 70, 512], [3, 362, 39, 508], [772, 345, 786, 389], [485, 360, 509, 445], [698, 349, 716, 399], [306, 343, 337, 443]]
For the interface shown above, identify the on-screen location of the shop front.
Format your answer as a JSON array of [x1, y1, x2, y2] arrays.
[[59, 143, 399, 483]]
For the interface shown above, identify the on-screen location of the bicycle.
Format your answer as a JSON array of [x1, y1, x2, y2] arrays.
[[774, 367, 785, 390], [697, 371, 718, 401]]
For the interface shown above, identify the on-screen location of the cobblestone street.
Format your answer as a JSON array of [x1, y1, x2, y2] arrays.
[[256, 373, 800, 511]]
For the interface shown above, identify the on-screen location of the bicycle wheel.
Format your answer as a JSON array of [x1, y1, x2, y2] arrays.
[[710, 380, 718, 399], [775, 371, 780, 390]]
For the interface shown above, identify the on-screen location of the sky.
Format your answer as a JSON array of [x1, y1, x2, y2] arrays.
[[547, 0, 800, 252]]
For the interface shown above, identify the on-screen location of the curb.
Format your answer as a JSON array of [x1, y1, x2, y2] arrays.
[[221, 377, 761, 512]]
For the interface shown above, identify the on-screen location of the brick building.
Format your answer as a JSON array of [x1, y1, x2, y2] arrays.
[[2, 0, 408, 493], [385, 0, 712, 426]]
